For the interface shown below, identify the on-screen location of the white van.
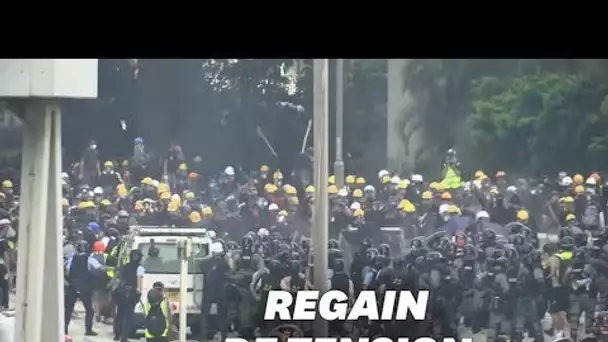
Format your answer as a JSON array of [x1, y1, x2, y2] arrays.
[[129, 226, 212, 332]]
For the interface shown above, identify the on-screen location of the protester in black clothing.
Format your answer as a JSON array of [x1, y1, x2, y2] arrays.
[[114, 249, 145, 342], [80, 140, 100, 186]]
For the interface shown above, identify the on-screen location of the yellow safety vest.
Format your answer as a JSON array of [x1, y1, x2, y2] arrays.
[[554, 251, 573, 284], [143, 298, 171, 338], [103, 253, 115, 278]]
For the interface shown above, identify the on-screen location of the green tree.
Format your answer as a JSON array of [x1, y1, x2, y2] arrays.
[[468, 71, 608, 174]]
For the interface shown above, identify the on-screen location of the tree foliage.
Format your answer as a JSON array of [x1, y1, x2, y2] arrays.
[[468, 71, 608, 174]]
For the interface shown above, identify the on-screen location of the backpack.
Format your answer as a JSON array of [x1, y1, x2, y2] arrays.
[[582, 202, 600, 228], [144, 290, 168, 337]]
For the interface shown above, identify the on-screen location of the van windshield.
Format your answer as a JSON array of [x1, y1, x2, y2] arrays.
[[139, 242, 209, 274]]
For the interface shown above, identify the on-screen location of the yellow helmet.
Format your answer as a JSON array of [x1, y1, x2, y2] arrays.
[[403, 202, 416, 213], [352, 189, 363, 198], [397, 199, 410, 209], [202, 206, 213, 217], [328, 175, 336, 185], [517, 210, 529, 221], [422, 191, 433, 200], [141, 177, 153, 186], [566, 213, 576, 222], [2, 180, 13, 188], [441, 192, 452, 200], [381, 176, 391, 184], [345, 175, 356, 184], [158, 183, 170, 195], [328, 185, 339, 195], [167, 201, 179, 212], [273, 170, 283, 180], [189, 211, 202, 223], [278, 210, 288, 217], [83, 201, 95, 209], [435, 183, 446, 192], [116, 184, 128, 197], [562, 196, 575, 204], [355, 177, 366, 185], [178, 163, 188, 171], [160, 192, 171, 200], [353, 208, 365, 217], [170, 194, 181, 203], [104, 161, 114, 168], [573, 174, 584, 185], [474, 170, 485, 179], [305, 185, 315, 194], [260, 165, 270, 173], [62, 198, 70, 207], [289, 197, 299, 205], [574, 185, 585, 195], [398, 180, 409, 189], [185, 191, 195, 200], [284, 184, 297, 195], [267, 184, 278, 194], [101, 199, 112, 206], [429, 182, 438, 190]]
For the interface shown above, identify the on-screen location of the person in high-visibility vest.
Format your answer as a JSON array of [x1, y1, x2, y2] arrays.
[[143, 281, 172, 342]]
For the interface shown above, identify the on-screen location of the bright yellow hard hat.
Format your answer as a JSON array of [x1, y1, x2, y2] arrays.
[[260, 165, 270, 173], [189, 211, 202, 223], [441, 192, 452, 200], [562, 196, 574, 204], [167, 201, 179, 212], [328, 185, 339, 195], [353, 189, 363, 198], [474, 170, 485, 179], [566, 213, 576, 222], [202, 206, 213, 217], [355, 177, 366, 185], [398, 180, 409, 189], [141, 177, 153, 186], [345, 175, 356, 184], [100, 199, 112, 206], [574, 185, 585, 195], [517, 210, 529, 221], [2, 180, 13, 188], [278, 210, 288, 217], [353, 208, 365, 217], [273, 170, 283, 180], [104, 161, 114, 168], [289, 197, 299, 205], [328, 175, 336, 185], [422, 191, 433, 200], [573, 174, 584, 185], [305, 185, 315, 194], [178, 163, 188, 171], [284, 185, 297, 195]]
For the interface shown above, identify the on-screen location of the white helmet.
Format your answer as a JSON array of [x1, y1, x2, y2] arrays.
[[364, 185, 375, 193], [411, 174, 423, 183], [207, 230, 217, 239], [439, 204, 450, 214], [350, 202, 361, 210], [506, 186, 517, 193], [586, 177, 597, 186], [61, 172, 70, 181], [224, 166, 235, 176], [476, 210, 490, 220], [560, 176, 573, 187], [151, 180, 160, 188], [338, 188, 349, 197], [257, 228, 269, 237], [211, 241, 224, 254], [378, 170, 390, 179], [391, 176, 401, 184], [268, 203, 279, 211], [93, 186, 103, 195]]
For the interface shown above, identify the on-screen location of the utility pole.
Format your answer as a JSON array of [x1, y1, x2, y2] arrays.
[[333, 59, 345, 188], [312, 59, 329, 337], [0, 59, 98, 342]]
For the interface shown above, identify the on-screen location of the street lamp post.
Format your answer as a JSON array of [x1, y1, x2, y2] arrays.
[[333, 59, 345, 188], [312, 58, 329, 337]]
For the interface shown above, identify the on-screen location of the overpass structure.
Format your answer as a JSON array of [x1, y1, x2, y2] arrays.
[[0, 59, 98, 342]]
